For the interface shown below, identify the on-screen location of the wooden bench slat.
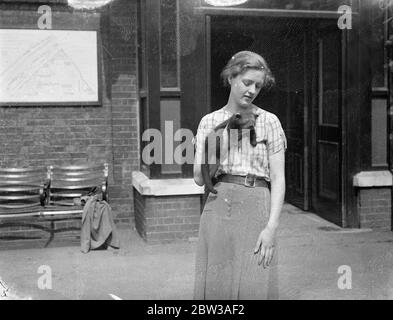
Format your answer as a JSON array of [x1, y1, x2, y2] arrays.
[[51, 171, 103, 177], [0, 194, 40, 200], [51, 164, 106, 171], [50, 176, 104, 183], [0, 203, 41, 209], [0, 186, 42, 192], [50, 193, 83, 198], [41, 209, 83, 215], [48, 201, 79, 206], [0, 180, 44, 185], [0, 173, 44, 179], [50, 185, 101, 190], [0, 167, 45, 173], [0, 212, 42, 218]]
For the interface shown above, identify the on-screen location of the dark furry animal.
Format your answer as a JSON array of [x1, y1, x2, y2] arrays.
[[202, 110, 259, 197]]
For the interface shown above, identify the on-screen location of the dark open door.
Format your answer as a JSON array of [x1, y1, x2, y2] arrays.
[[311, 21, 344, 226]]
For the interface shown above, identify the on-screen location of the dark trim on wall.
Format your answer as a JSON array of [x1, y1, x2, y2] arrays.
[[388, 4, 393, 173], [194, 7, 358, 19], [341, 28, 348, 227], [180, 0, 208, 178], [343, 2, 372, 228], [146, 0, 161, 178]]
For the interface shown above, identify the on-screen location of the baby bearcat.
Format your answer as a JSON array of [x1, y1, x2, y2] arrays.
[[202, 110, 259, 197]]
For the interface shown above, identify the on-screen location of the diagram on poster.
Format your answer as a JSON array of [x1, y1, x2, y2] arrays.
[[0, 29, 99, 104]]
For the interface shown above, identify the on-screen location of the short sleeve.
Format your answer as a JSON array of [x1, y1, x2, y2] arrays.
[[266, 114, 287, 155]]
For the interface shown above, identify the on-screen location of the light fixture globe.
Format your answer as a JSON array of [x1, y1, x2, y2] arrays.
[[204, 0, 248, 6], [68, 0, 113, 10]]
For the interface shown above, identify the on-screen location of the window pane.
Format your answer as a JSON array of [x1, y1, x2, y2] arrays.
[[160, 0, 179, 88], [371, 98, 387, 167]]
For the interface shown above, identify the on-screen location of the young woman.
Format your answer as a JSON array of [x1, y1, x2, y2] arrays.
[[193, 51, 286, 299]]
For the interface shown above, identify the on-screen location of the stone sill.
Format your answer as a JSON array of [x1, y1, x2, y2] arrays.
[[353, 171, 392, 187], [132, 171, 204, 196]]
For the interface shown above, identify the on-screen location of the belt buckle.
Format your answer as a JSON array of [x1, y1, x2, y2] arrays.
[[244, 173, 256, 188]]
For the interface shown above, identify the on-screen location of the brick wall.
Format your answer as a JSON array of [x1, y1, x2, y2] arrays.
[[358, 188, 392, 230], [134, 189, 201, 244], [0, 0, 139, 239]]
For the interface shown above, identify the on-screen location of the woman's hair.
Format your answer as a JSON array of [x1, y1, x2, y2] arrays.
[[220, 51, 275, 90]]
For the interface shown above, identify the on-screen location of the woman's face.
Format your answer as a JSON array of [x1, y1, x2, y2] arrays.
[[228, 69, 265, 108]]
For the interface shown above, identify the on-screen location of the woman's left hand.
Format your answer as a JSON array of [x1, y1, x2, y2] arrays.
[[254, 226, 276, 268]]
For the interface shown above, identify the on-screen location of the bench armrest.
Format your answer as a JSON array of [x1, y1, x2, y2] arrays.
[[102, 179, 108, 202], [102, 163, 109, 202], [40, 179, 51, 206]]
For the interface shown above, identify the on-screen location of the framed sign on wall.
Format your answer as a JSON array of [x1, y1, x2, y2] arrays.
[[0, 29, 100, 105]]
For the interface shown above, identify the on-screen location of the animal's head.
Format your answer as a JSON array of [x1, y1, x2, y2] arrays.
[[229, 110, 259, 129]]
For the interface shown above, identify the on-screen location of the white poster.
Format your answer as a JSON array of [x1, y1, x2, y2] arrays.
[[0, 29, 99, 104]]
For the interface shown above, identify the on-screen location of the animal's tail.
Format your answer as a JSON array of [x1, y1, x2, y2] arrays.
[[201, 163, 217, 194], [202, 134, 219, 194]]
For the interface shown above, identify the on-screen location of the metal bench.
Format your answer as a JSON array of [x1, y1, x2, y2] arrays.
[[0, 163, 109, 246], [0, 167, 47, 218], [43, 163, 109, 216]]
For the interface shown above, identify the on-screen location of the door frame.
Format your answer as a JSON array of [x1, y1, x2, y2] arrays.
[[203, 9, 349, 225], [310, 21, 347, 226]]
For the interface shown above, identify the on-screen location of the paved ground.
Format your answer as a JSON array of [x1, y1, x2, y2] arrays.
[[0, 203, 393, 300]]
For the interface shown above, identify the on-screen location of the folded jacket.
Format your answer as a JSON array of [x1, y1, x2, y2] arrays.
[[80, 195, 120, 253]]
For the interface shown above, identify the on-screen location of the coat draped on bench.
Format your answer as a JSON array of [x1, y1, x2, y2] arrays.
[[80, 195, 120, 253]]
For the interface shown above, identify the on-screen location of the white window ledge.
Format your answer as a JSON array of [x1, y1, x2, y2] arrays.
[[353, 171, 392, 187], [132, 171, 205, 196]]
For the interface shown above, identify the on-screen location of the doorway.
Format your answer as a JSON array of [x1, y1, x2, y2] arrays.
[[208, 15, 345, 226]]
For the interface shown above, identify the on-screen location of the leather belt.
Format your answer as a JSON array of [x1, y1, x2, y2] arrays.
[[216, 173, 269, 188]]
